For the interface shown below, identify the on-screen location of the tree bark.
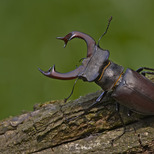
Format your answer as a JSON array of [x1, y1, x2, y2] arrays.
[[0, 76, 154, 154]]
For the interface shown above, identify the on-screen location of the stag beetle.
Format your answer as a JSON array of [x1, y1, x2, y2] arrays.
[[39, 17, 154, 115]]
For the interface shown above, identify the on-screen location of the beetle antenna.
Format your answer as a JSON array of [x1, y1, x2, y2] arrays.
[[97, 16, 112, 47], [64, 78, 79, 102]]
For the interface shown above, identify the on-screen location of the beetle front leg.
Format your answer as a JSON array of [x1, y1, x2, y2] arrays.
[[85, 91, 108, 112], [96, 91, 108, 102]]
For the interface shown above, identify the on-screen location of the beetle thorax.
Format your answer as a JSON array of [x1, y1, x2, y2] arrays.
[[95, 61, 124, 91]]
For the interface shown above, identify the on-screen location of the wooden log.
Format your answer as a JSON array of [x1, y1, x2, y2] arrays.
[[0, 76, 154, 154]]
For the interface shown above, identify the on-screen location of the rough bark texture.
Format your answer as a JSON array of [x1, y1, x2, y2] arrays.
[[0, 76, 154, 154]]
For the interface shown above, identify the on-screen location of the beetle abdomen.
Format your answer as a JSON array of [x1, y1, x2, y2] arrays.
[[112, 69, 154, 115]]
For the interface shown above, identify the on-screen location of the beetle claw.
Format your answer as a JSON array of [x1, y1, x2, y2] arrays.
[[40, 31, 96, 80], [57, 32, 77, 48], [57, 37, 68, 48], [57, 31, 96, 57], [38, 68, 45, 74], [38, 66, 53, 76], [47, 67, 52, 72], [39, 64, 84, 80]]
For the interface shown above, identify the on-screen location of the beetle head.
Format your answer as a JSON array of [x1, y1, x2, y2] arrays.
[[39, 17, 112, 82], [39, 31, 110, 82]]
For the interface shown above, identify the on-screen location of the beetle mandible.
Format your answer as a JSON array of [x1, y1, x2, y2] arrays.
[[39, 17, 154, 115]]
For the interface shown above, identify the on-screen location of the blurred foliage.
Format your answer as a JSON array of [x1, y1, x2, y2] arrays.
[[0, 0, 154, 120]]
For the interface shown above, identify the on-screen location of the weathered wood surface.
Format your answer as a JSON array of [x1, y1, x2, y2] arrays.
[[0, 76, 154, 154]]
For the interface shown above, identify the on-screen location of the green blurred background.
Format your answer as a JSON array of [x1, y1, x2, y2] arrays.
[[0, 0, 154, 120]]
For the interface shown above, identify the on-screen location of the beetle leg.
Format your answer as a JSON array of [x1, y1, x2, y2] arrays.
[[86, 91, 108, 111], [115, 102, 120, 112], [110, 107, 126, 146], [104, 101, 127, 145], [127, 110, 133, 117], [64, 78, 79, 102], [96, 91, 108, 102], [136, 67, 154, 74], [76, 91, 108, 116], [136, 67, 154, 76], [141, 71, 154, 76]]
